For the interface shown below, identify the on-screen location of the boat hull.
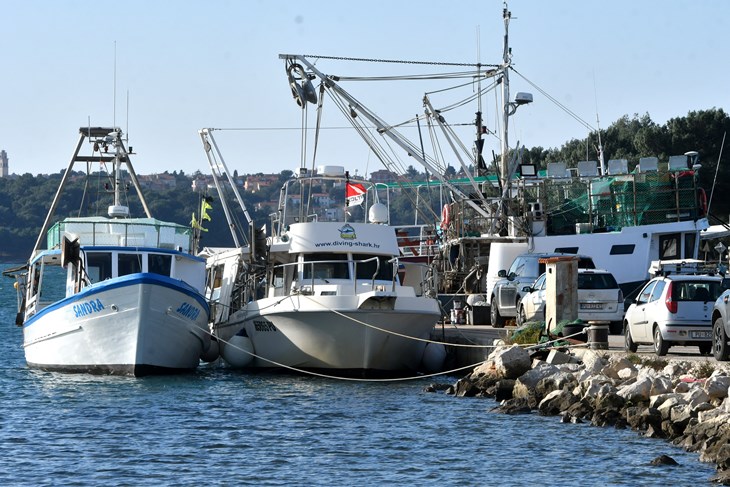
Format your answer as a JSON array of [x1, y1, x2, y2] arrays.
[[227, 295, 440, 374], [23, 275, 210, 376]]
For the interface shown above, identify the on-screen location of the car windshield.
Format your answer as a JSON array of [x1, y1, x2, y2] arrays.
[[578, 273, 618, 290], [671, 280, 723, 302]]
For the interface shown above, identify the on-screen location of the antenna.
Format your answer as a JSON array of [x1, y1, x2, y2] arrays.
[[113, 41, 117, 130], [126, 90, 130, 143], [593, 70, 606, 175]]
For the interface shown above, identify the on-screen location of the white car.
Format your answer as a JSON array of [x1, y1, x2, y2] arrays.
[[517, 269, 624, 331], [624, 274, 724, 356]]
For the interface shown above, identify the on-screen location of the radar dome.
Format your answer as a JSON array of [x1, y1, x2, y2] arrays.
[[368, 203, 388, 224]]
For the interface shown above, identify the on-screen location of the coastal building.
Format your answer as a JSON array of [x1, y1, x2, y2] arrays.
[[244, 174, 279, 193], [0, 150, 8, 177], [369, 169, 397, 185]]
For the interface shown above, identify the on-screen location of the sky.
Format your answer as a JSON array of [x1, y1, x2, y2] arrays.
[[2, 0, 729, 179]]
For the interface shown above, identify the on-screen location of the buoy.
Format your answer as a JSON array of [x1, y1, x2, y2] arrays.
[[200, 336, 220, 363], [420, 342, 446, 373], [221, 332, 254, 368]]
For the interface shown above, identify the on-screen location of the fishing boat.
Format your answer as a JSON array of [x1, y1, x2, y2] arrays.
[[278, 5, 710, 328], [199, 129, 443, 375], [2, 127, 211, 375]]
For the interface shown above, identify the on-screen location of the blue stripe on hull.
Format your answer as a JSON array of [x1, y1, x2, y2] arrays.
[[24, 273, 209, 329]]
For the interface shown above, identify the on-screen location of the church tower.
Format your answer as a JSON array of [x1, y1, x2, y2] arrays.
[[0, 150, 8, 177]]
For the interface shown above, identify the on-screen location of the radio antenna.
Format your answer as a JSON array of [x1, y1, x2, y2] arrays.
[[113, 41, 117, 130]]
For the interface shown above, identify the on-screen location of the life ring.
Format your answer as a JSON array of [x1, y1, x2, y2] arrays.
[[698, 187, 708, 216], [440, 204, 451, 230]]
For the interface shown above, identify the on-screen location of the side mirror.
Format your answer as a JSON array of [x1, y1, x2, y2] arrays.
[[522, 286, 532, 293], [497, 269, 507, 278]]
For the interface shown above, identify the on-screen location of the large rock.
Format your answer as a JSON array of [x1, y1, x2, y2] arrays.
[[705, 374, 730, 400], [492, 345, 532, 379], [495, 397, 532, 415], [512, 364, 560, 399], [538, 388, 579, 416], [534, 372, 578, 402], [574, 349, 607, 374], [650, 376, 674, 396], [684, 387, 710, 410], [603, 356, 637, 380], [618, 376, 653, 403], [578, 379, 616, 405], [657, 395, 689, 421]]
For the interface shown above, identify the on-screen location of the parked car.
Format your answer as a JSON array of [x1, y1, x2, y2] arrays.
[[517, 269, 624, 332], [712, 289, 730, 361], [490, 252, 595, 328], [624, 273, 724, 356]]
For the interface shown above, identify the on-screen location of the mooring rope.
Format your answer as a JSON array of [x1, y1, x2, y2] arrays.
[[205, 328, 486, 382]]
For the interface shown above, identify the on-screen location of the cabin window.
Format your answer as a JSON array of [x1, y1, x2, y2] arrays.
[[302, 253, 349, 280], [273, 264, 285, 289], [659, 234, 680, 260], [149, 254, 172, 276], [86, 252, 112, 283], [119, 253, 143, 276], [353, 254, 394, 281], [610, 244, 635, 255], [554, 247, 578, 254]]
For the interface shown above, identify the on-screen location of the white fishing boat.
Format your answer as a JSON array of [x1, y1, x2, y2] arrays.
[[199, 129, 442, 375], [3, 127, 211, 375], [278, 5, 710, 329]]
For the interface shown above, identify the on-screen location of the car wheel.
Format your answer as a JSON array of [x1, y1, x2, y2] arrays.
[[653, 327, 668, 357], [624, 323, 637, 353], [517, 305, 526, 327], [713, 317, 730, 361], [698, 342, 712, 356], [491, 297, 505, 328]]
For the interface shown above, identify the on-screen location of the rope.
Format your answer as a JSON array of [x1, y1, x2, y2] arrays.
[[298, 293, 492, 349], [208, 327, 485, 382]]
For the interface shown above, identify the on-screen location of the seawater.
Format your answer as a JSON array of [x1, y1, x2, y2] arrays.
[[0, 264, 717, 486]]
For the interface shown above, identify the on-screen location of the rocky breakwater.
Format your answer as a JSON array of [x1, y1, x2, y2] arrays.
[[437, 345, 730, 484]]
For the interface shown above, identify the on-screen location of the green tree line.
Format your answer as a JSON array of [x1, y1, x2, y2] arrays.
[[1, 108, 728, 262]]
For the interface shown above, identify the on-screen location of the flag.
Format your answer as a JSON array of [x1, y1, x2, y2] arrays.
[[346, 182, 366, 207], [201, 198, 213, 221], [191, 213, 208, 232]]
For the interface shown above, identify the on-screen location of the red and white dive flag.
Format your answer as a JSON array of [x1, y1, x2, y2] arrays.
[[346, 182, 366, 206]]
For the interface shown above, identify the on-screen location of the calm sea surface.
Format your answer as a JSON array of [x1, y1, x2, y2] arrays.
[[0, 263, 717, 486]]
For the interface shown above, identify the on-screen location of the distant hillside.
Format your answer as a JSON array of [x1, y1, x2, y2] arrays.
[[2, 108, 729, 262]]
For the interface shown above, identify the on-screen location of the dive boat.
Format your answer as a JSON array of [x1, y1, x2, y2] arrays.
[[3, 127, 211, 375], [277, 4, 710, 326], [199, 129, 442, 375]]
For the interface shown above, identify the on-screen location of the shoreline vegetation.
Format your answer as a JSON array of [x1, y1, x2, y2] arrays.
[[432, 343, 730, 484], [1, 109, 729, 262]]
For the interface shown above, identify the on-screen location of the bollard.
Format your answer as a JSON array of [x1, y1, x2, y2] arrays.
[[587, 324, 609, 350]]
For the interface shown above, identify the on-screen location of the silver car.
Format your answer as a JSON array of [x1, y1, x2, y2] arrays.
[[624, 274, 723, 356], [517, 269, 624, 329]]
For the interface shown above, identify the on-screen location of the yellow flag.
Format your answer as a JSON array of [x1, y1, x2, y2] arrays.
[[191, 212, 208, 232], [201, 200, 212, 222]]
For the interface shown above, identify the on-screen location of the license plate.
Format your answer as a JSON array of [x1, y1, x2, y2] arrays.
[[580, 303, 603, 310], [690, 331, 712, 339]]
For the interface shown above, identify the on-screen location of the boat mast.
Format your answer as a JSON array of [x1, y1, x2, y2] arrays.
[[500, 5, 512, 198], [107, 130, 132, 218]]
